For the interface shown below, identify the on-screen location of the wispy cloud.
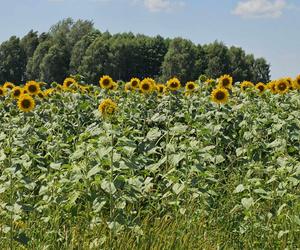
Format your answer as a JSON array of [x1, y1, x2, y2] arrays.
[[233, 0, 287, 18], [143, 0, 185, 12]]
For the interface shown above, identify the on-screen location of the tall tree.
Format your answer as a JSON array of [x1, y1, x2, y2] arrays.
[[161, 37, 198, 83], [79, 34, 112, 84], [69, 30, 101, 74], [204, 41, 231, 79], [0, 36, 26, 83]]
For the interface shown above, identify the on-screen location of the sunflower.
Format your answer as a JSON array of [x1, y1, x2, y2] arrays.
[[275, 79, 289, 94], [205, 78, 216, 85], [56, 84, 63, 92], [255, 82, 266, 94], [3, 82, 15, 90], [44, 88, 55, 97], [37, 91, 46, 99], [11, 86, 23, 99], [211, 88, 229, 104], [140, 78, 154, 94], [292, 75, 300, 90], [185, 81, 197, 92], [240, 81, 254, 92], [98, 99, 117, 117], [166, 77, 181, 91], [109, 82, 118, 91], [218, 75, 233, 89], [25, 81, 40, 95], [267, 81, 277, 94], [156, 84, 166, 95], [124, 82, 133, 92], [0, 86, 6, 97], [130, 78, 140, 89], [63, 77, 76, 89], [285, 77, 293, 90], [99, 75, 113, 89], [17, 94, 35, 112]]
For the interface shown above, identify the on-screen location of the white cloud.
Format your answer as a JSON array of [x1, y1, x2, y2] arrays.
[[233, 0, 287, 18], [143, 0, 185, 12]]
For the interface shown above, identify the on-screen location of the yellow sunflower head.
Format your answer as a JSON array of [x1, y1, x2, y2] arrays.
[[211, 88, 229, 105], [285, 77, 293, 89], [3, 82, 15, 90], [98, 98, 117, 117], [37, 91, 46, 99], [44, 88, 55, 97], [125, 82, 133, 92], [140, 78, 154, 94], [218, 75, 233, 89], [99, 75, 113, 89], [185, 81, 197, 92], [240, 81, 254, 92], [0, 86, 6, 97], [11, 86, 23, 99], [205, 78, 216, 85], [130, 78, 140, 89], [156, 84, 167, 95], [167, 77, 181, 91], [292, 75, 300, 90], [25, 81, 40, 95], [255, 82, 266, 94], [63, 77, 76, 89], [17, 94, 35, 112], [267, 81, 277, 94], [275, 79, 289, 94], [109, 82, 118, 91]]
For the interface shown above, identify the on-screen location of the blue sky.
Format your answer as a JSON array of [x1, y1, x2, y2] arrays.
[[0, 0, 299, 79]]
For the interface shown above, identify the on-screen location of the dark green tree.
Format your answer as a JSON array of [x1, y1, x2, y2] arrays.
[[0, 36, 26, 83], [204, 41, 231, 79], [69, 30, 101, 74], [161, 37, 198, 83], [79, 34, 112, 84]]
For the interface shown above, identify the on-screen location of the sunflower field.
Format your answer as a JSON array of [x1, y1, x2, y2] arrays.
[[0, 74, 300, 249]]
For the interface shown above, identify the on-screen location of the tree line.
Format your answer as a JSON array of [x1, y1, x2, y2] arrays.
[[0, 18, 270, 85]]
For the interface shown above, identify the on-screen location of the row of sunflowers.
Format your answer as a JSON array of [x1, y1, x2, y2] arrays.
[[0, 74, 300, 114]]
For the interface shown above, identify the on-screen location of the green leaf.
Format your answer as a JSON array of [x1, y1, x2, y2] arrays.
[[172, 183, 185, 195], [0, 149, 6, 161], [234, 184, 245, 193], [87, 165, 101, 178], [146, 128, 161, 141], [241, 197, 254, 209], [101, 180, 116, 194], [50, 162, 61, 170]]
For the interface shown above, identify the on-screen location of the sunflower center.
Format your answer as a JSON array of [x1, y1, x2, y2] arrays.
[[14, 90, 21, 96], [297, 79, 300, 85], [21, 99, 31, 109], [0, 89, 3, 95], [278, 83, 287, 91], [28, 85, 37, 93], [222, 78, 230, 86], [142, 83, 150, 90], [258, 86, 264, 92], [66, 81, 73, 87], [103, 79, 110, 86], [188, 84, 194, 90], [132, 81, 138, 87], [170, 82, 178, 88], [216, 91, 225, 100]]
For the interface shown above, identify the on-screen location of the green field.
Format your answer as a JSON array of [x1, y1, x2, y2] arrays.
[[0, 76, 300, 249]]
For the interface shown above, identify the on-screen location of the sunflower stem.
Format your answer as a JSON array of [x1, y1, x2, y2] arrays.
[[109, 123, 114, 249]]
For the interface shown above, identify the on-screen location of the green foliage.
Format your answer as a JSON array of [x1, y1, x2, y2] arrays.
[[0, 36, 26, 83], [0, 85, 299, 248]]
